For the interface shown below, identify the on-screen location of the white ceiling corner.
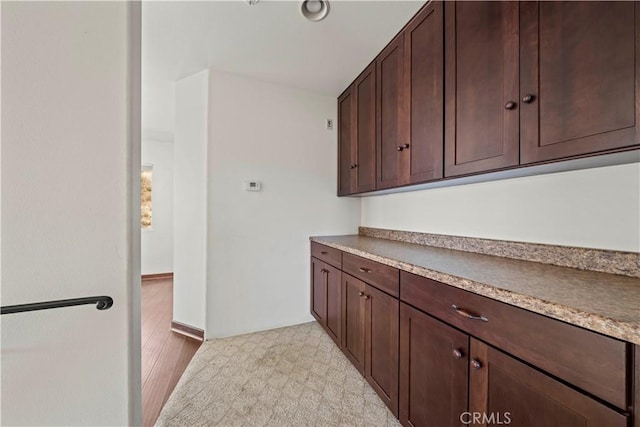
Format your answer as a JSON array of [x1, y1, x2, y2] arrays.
[[142, 0, 424, 96]]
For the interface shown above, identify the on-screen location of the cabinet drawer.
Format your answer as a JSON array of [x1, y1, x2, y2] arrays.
[[343, 253, 399, 297], [470, 339, 629, 427], [311, 242, 342, 269], [400, 271, 629, 409]]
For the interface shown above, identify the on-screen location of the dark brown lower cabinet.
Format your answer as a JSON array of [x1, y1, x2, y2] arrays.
[[469, 339, 629, 427], [310, 257, 341, 346], [310, 257, 326, 324], [342, 273, 366, 373], [399, 301, 629, 427], [324, 263, 342, 346], [342, 274, 400, 416], [312, 245, 635, 426], [400, 303, 629, 427], [399, 303, 468, 427], [365, 284, 399, 416]]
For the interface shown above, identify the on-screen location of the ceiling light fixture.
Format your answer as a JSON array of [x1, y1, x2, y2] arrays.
[[300, 0, 330, 22], [244, 0, 260, 5]]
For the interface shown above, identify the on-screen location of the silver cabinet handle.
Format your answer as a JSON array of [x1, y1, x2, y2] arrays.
[[452, 304, 488, 322]]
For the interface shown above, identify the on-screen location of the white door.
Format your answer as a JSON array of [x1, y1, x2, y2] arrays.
[[1, 2, 142, 425]]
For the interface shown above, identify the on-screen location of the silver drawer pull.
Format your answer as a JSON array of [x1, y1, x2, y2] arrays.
[[452, 304, 488, 322], [359, 267, 372, 273]]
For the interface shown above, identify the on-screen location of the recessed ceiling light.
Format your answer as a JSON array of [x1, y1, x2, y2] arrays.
[[300, 0, 330, 22]]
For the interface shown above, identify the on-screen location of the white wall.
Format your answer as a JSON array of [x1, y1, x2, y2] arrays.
[[173, 70, 208, 330], [142, 80, 175, 139], [362, 163, 640, 252], [1, 2, 141, 425], [141, 140, 174, 275], [141, 81, 174, 275], [206, 71, 360, 338]]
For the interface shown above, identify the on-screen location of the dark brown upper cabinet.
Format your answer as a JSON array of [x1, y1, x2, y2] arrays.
[[376, 34, 405, 190], [444, 1, 520, 177], [356, 64, 377, 193], [377, 1, 444, 190], [520, 2, 639, 164], [338, 65, 377, 196], [338, 0, 639, 195], [337, 86, 355, 196], [403, 0, 444, 185]]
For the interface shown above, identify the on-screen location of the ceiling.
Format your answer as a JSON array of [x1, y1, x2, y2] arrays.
[[142, 0, 424, 96]]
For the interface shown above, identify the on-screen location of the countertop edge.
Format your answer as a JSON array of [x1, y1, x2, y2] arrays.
[[310, 236, 640, 346], [359, 226, 640, 278]]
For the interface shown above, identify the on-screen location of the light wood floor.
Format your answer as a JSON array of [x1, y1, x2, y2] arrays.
[[142, 278, 201, 427]]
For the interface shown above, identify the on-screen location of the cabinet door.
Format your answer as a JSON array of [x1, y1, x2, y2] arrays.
[[399, 303, 468, 427], [377, 34, 404, 190], [356, 63, 377, 193], [310, 257, 327, 324], [444, 1, 519, 177], [342, 273, 366, 374], [403, 0, 444, 185], [338, 87, 356, 196], [365, 284, 399, 416], [325, 262, 342, 347], [520, 2, 639, 164], [468, 339, 629, 427]]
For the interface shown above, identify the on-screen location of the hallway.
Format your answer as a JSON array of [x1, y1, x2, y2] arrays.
[[142, 278, 202, 426]]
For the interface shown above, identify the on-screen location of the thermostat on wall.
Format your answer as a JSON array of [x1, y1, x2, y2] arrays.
[[245, 180, 262, 191]]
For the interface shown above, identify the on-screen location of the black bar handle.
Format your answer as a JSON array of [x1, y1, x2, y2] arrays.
[[1, 296, 113, 315]]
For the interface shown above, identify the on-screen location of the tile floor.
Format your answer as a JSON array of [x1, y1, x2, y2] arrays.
[[156, 321, 400, 426]]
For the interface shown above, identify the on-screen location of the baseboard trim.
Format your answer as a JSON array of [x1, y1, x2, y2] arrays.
[[141, 272, 174, 281], [171, 320, 205, 342]]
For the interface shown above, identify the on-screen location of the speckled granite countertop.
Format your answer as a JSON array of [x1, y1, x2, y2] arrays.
[[310, 235, 640, 345]]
